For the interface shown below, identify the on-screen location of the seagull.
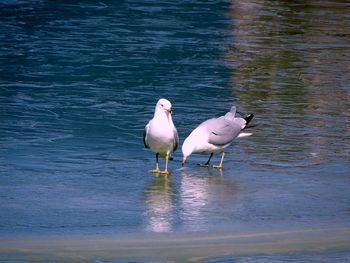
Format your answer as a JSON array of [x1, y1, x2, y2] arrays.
[[182, 106, 254, 169], [144, 98, 179, 175]]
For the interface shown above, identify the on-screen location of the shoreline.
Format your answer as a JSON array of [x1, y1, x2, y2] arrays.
[[1, 225, 350, 262]]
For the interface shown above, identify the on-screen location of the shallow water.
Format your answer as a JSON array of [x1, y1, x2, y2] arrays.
[[1, 0, 350, 262]]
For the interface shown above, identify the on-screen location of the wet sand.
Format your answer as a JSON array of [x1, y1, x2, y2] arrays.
[[1, 225, 350, 262]]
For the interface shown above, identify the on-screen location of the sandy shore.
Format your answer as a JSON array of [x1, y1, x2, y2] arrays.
[[1, 225, 350, 262]]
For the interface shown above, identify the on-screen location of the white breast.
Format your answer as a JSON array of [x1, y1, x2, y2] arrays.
[[146, 115, 175, 155]]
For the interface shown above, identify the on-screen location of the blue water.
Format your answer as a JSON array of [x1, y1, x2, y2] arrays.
[[1, 0, 350, 262], [205, 249, 350, 263]]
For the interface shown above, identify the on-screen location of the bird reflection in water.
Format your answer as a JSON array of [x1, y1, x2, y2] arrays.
[[143, 175, 175, 232], [144, 168, 241, 232], [179, 168, 240, 231]]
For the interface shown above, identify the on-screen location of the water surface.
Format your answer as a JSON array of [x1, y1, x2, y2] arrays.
[[1, 0, 350, 262]]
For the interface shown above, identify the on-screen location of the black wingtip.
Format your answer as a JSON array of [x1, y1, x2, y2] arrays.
[[244, 114, 254, 125]]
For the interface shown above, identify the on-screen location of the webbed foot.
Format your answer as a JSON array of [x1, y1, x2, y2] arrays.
[[149, 168, 161, 174], [212, 164, 223, 169], [159, 170, 169, 175]]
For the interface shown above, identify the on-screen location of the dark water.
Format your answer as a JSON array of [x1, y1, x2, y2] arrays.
[[1, 0, 350, 262]]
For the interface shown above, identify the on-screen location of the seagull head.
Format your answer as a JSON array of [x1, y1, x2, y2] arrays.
[[156, 98, 173, 115], [181, 157, 186, 166], [181, 137, 194, 166]]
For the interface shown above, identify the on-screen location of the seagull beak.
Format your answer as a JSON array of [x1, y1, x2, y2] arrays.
[[167, 108, 173, 114], [181, 157, 186, 166]]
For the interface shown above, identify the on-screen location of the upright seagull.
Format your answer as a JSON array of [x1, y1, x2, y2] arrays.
[[182, 106, 254, 169], [144, 98, 179, 175]]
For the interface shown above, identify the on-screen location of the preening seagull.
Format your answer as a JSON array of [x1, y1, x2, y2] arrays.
[[144, 98, 179, 174], [182, 106, 254, 169]]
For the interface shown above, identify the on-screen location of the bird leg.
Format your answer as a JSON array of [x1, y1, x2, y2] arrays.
[[199, 153, 214, 167], [149, 153, 161, 173], [213, 152, 225, 169], [160, 154, 170, 175]]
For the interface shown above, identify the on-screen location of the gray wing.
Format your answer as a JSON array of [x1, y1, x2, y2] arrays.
[[143, 124, 150, 148], [203, 117, 243, 146], [173, 127, 179, 151]]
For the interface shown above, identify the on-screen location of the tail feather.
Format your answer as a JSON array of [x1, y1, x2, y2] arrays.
[[244, 113, 254, 126], [224, 106, 237, 122], [237, 132, 252, 138]]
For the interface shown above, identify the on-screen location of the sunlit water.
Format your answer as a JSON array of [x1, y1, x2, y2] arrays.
[[1, 0, 350, 262]]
